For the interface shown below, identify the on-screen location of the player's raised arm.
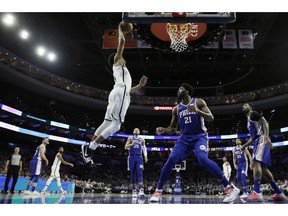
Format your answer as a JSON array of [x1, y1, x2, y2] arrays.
[[114, 22, 126, 65], [156, 106, 178, 135]]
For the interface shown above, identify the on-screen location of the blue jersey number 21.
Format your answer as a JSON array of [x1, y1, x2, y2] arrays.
[[184, 116, 192, 124]]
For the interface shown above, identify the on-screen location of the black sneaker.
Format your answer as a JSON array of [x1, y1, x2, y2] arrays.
[[81, 144, 94, 164], [2, 190, 8, 194]]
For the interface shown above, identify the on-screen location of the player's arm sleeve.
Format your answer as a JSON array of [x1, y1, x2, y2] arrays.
[[250, 111, 262, 121]]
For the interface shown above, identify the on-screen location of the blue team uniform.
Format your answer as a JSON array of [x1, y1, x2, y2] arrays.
[[127, 136, 144, 183], [234, 146, 249, 193], [234, 147, 248, 178], [172, 98, 208, 161], [247, 111, 271, 167], [30, 144, 45, 176], [156, 98, 228, 190]]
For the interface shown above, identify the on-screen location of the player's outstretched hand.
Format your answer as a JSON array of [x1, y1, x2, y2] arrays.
[[70, 163, 74, 168], [156, 127, 165, 135], [139, 75, 148, 87]]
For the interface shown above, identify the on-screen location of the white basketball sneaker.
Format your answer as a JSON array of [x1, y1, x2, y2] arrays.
[[223, 183, 240, 203], [138, 189, 145, 197], [240, 192, 249, 199], [23, 190, 31, 195], [132, 190, 137, 198], [149, 189, 163, 202], [32, 190, 41, 195]]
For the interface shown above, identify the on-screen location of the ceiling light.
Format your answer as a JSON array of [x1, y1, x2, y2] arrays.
[[36, 46, 46, 56], [2, 14, 15, 26], [19, 30, 29, 39], [47, 52, 56, 61]]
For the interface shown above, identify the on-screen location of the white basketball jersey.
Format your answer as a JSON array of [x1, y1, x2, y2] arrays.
[[112, 65, 132, 92], [52, 153, 62, 167], [223, 162, 231, 175]]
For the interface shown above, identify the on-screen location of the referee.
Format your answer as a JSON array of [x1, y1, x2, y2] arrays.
[[3, 147, 22, 194]]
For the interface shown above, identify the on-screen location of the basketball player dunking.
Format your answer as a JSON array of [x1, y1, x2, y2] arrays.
[[232, 138, 253, 199], [81, 21, 148, 164], [125, 128, 148, 197], [150, 83, 240, 203]]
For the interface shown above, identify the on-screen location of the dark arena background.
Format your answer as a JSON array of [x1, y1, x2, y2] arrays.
[[0, 10, 288, 214]]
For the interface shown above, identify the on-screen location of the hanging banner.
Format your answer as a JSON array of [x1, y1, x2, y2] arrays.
[[102, 29, 137, 49], [222, 29, 237, 49], [238, 29, 254, 49]]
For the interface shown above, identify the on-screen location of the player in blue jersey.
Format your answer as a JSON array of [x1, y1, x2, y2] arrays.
[[232, 138, 253, 199], [149, 83, 240, 203], [125, 128, 148, 197], [24, 137, 49, 195], [240, 103, 287, 202]]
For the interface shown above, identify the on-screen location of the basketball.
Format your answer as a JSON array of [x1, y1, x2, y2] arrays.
[[120, 21, 133, 34]]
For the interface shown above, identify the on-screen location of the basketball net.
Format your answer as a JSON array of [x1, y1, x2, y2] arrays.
[[166, 23, 193, 52]]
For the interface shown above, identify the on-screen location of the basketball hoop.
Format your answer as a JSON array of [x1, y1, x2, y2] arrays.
[[166, 23, 193, 52]]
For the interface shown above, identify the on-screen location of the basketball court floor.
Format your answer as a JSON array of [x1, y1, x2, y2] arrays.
[[0, 193, 287, 204]]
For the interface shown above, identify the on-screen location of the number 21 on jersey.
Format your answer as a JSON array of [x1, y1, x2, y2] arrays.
[[184, 116, 192, 124]]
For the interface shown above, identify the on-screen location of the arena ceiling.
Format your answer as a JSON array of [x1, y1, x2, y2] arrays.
[[1, 12, 288, 97]]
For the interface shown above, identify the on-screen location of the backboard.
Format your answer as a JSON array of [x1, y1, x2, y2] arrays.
[[123, 12, 236, 24]]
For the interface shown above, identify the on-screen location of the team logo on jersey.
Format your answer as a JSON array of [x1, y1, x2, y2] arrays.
[[199, 145, 207, 151]]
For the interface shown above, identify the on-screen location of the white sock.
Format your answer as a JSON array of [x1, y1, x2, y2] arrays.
[[89, 141, 99, 150], [56, 178, 63, 192]]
